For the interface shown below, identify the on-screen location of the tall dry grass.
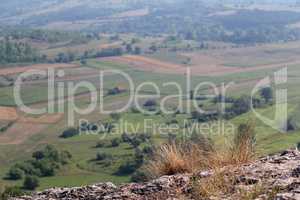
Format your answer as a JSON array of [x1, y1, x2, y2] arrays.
[[143, 121, 275, 199], [145, 121, 256, 180]]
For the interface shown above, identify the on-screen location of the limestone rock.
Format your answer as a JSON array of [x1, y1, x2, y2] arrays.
[[11, 149, 300, 200]]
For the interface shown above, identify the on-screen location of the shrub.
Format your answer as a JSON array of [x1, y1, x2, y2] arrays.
[[15, 162, 41, 177], [260, 87, 273, 103], [143, 99, 157, 107], [0, 186, 25, 199], [110, 113, 121, 121], [60, 151, 72, 165], [60, 128, 79, 138], [96, 140, 107, 148], [134, 148, 144, 167], [287, 117, 298, 131], [121, 133, 131, 143], [117, 161, 138, 175], [107, 87, 122, 95], [87, 123, 98, 131], [225, 95, 251, 118], [129, 137, 142, 148], [111, 138, 121, 147], [142, 145, 154, 155], [34, 160, 55, 177], [7, 167, 24, 180], [297, 142, 300, 151], [32, 151, 44, 160], [131, 107, 140, 113], [80, 59, 87, 65], [131, 170, 148, 183], [96, 152, 112, 161], [231, 96, 251, 115], [43, 145, 60, 162], [23, 176, 39, 190], [7, 145, 72, 180], [102, 159, 113, 167], [191, 111, 219, 122]]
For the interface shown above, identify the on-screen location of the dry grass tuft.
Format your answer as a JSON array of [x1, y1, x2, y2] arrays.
[[145, 121, 257, 198], [230, 120, 256, 165], [145, 121, 256, 178], [145, 142, 189, 178]]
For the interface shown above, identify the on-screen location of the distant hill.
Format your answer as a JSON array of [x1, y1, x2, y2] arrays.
[[0, 0, 176, 27], [1, 0, 300, 29]]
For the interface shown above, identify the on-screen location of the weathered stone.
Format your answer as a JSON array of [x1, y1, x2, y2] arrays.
[[11, 149, 300, 200]]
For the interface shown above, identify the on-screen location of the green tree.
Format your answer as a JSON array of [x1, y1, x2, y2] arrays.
[[134, 47, 142, 55], [260, 87, 273, 103], [126, 44, 133, 53], [7, 167, 24, 180], [60, 128, 79, 138], [149, 44, 158, 52]]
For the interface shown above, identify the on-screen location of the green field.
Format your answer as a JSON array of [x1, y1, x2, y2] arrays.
[[0, 28, 300, 193], [0, 55, 299, 191]]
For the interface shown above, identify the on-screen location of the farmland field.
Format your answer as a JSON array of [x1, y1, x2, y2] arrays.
[[0, 51, 299, 189], [1, 0, 300, 196]]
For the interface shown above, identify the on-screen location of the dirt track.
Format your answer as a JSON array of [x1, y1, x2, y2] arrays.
[[18, 113, 64, 124]]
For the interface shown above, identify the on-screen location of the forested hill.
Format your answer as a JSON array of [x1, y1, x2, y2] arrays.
[[1, 0, 300, 45], [0, 0, 174, 25], [1, 0, 299, 27]]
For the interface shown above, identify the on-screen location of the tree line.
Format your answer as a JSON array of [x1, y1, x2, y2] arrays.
[[0, 38, 44, 64], [0, 27, 97, 43]]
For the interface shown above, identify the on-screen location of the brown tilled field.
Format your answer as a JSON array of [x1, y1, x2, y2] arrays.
[[0, 122, 47, 145], [103, 55, 186, 74], [0, 106, 63, 144], [103, 55, 290, 76], [0, 106, 18, 121]]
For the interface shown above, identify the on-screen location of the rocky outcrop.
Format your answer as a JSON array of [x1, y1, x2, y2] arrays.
[[12, 149, 300, 200]]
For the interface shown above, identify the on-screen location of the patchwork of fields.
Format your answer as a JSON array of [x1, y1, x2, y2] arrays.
[[0, 37, 300, 191]]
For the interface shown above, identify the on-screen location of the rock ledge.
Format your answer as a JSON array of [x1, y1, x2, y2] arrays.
[[12, 149, 300, 200]]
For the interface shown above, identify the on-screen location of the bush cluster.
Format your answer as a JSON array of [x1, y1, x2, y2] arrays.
[[7, 145, 72, 190]]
